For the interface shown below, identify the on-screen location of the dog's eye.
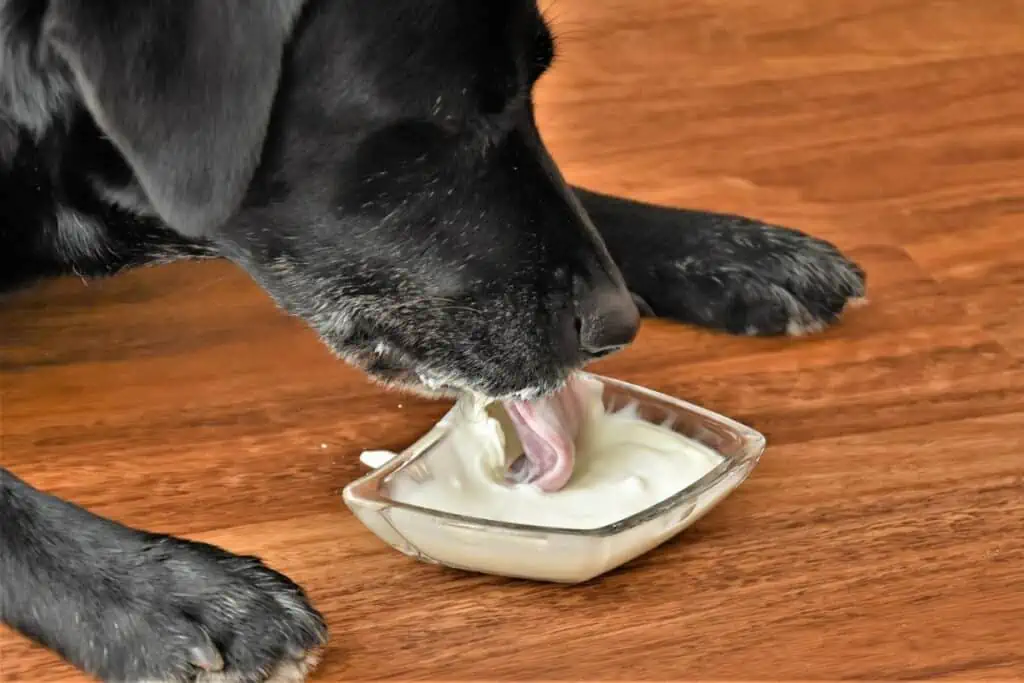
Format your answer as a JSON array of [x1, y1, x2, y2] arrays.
[[529, 27, 556, 81]]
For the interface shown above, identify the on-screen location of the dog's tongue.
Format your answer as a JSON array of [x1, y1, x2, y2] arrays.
[[502, 375, 589, 492]]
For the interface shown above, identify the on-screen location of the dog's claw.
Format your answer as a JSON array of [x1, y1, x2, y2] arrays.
[[188, 642, 224, 672]]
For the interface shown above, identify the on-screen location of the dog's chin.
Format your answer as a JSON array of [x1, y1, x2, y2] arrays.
[[333, 342, 572, 402], [365, 365, 571, 403]]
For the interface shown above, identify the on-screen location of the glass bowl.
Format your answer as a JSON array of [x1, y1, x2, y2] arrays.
[[341, 373, 766, 584]]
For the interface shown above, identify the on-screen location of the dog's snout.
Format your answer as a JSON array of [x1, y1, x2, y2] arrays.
[[574, 277, 640, 358]]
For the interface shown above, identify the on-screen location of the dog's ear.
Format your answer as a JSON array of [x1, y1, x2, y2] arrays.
[[42, 0, 306, 237]]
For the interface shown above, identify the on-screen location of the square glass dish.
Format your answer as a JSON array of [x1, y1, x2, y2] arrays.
[[342, 373, 766, 584]]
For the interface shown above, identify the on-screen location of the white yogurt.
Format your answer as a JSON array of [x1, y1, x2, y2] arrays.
[[387, 390, 724, 530]]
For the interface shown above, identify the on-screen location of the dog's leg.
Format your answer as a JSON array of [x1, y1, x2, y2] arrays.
[[574, 187, 866, 336], [0, 467, 327, 683]]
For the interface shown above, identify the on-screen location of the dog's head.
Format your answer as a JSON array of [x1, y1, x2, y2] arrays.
[[5, 0, 639, 398]]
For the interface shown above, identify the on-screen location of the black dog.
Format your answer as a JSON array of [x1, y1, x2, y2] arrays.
[[0, 1, 865, 681]]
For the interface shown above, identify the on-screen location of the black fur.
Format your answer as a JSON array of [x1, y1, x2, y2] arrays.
[[0, 1, 865, 681]]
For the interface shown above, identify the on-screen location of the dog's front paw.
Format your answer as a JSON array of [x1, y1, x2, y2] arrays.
[[80, 536, 327, 683], [629, 218, 866, 336]]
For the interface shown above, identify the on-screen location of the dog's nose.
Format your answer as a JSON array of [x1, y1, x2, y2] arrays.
[[574, 277, 640, 358]]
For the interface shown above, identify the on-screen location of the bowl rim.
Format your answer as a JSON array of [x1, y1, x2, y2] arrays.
[[341, 372, 767, 537]]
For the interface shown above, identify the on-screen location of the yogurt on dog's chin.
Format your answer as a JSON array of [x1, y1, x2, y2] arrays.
[[388, 381, 723, 530]]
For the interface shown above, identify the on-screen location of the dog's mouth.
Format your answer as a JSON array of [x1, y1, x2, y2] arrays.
[[349, 343, 590, 492], [502, 374, 590, 491]]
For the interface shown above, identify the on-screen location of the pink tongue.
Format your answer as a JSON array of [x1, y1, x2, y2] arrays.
[[502, 375, 588, 492]]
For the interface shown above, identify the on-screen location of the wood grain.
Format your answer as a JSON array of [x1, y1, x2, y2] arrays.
[[3, 0, 1023, 679]]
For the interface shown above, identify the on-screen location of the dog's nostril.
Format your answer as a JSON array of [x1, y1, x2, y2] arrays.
[[581, 342, 621, 360], [575, 283, 640, 358]]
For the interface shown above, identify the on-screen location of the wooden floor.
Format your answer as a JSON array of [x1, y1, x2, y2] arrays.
[[3, 0, 1024, 679]]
